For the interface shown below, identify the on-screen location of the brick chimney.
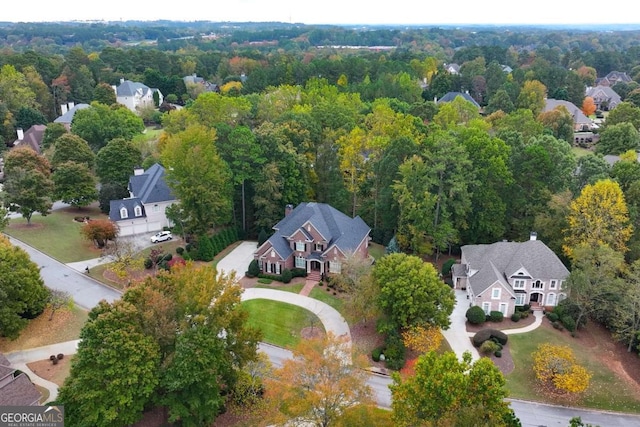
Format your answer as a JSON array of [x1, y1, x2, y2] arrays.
[[285, 204, 294, 216]]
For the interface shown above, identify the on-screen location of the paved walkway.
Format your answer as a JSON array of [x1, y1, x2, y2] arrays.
[[5, 340, 80, 403], [299, 279, 317, 296]]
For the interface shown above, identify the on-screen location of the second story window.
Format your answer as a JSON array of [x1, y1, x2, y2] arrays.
[[513, 279, 525, 289], [314, 243, 324, 252], [134, 205, 142, 217], [295, 241, 305, 252], [120, 207, 128, 219]]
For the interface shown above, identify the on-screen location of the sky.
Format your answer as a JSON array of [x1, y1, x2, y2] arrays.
[[5, 0, 639, 26]]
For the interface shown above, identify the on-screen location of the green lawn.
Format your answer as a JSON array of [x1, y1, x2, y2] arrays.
[[256, 283, 305, 293], [369, 242, 385, 260], [4, 206, 107, 263], [309, 286, 344, 312], [506, 326, 640, 413], [571, 146, 592, 158], [242, 299, 324, 348]]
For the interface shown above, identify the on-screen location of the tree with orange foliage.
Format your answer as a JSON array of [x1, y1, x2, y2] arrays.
[[532, 343, 591, 394], [81, 218, 118, 248], [265, 332, 373, 427], [582, 96, 597, 117]]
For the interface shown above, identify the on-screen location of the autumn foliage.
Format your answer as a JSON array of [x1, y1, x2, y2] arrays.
[[401, 324, 443, 353], [582, 96, 597, 117], [81, 219, 118, 248], [532, 343, 591, 394]]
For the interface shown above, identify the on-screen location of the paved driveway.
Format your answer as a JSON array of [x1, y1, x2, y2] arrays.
[[441, 289, 480, 361], [216, 241, 258, 279]]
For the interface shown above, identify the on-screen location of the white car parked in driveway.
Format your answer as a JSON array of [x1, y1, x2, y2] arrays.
[[151, 231, 172, 243]]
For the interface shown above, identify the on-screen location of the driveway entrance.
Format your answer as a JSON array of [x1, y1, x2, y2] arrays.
[[216, 241, 258, 279]]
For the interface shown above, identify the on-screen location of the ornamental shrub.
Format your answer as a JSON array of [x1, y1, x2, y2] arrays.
[[247, 259, 260, 278], [466, 306, 486, 325], [480, 340, 500, 355], [372, 347, 383, 362], [489, 311, 504, 322], [546, 312, 559, 322], [280, 269, 292, 284], [144, 258, 153, 269], [176, 246, 185, 255], [561, 316, 576, 332], [511, 312, 522, 322], [473, 329, 508, 347], [441, 258, 456, 276]]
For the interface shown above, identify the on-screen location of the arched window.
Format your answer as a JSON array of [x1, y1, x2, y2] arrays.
[[134, 205, 142, 217], [120, 207, 128, 219]]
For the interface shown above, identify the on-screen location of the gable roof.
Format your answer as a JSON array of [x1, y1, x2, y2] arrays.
[[605, 71, 632, 84], [116, 79, 152, 97], [543, 99, 592, 125], [261, 202, 370, 260], [53, 103, 90, 124], [108, 163, 175, 222], [586, 85, 622, 106], [0, 353, 41, 406], [444, 63, 460, 74], [129, 163, 175, 204], [437, 91, 480, 108], [12, 124, 46, 154], [462, 239, 569, 296]]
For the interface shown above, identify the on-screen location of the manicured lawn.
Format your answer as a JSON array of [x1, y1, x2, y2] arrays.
[[369, 242, 385, 260], [506, 325, 640, 413], [310, 286, 344, 312], [0, 306, 88, 352], [256, 283, 305, 293], [571, 146, 592, 158], [242, 299, 324, 348], [5, 205, 107, 263]]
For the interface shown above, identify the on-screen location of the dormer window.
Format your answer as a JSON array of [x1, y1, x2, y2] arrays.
[[120, 207, 128, 219], [134, 205, 142, 217]]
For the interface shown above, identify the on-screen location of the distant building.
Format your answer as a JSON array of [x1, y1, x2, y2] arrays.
[[114, 78, 163, 113], [11, 124, 46, 154], [53, 102, 90, 129], [436, 91, 481, 109], [585, 85, 622, 111]]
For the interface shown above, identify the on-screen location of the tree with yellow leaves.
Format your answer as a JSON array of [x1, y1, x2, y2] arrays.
[[532, 343, 591, 394], [563, 179, 633, 260], [401, 324, 443, 353]]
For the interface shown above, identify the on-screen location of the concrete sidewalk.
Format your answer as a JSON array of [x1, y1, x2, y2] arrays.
[[5, 340, 80, 403]]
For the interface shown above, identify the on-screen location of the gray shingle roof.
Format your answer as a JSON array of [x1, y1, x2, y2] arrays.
[[0, 373, 41, 406], [586, 86, 621, 105], [12, 124, 46, 154], [265, 202, 370, 260], [53, 103, 90, 124], [116, 79, 151, 97], [129, 163, 174, 204], [544, 99, 592, 125], [462, 240, 569, 296], [437, 91, 480, 108], [108, 163, 175, 221]]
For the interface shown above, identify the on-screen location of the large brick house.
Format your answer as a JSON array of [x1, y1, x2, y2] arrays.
[[452, 233, 570, 317], [254, 202, 371, 279]]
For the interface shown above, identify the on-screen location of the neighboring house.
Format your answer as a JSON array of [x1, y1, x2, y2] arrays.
[[444, 63, 460, 75], [595, 71, 633, 87], [0, 353, 41, 406], [109, 163, 176, 236], [452, 233, 570, 317], [436, 91, 481, 109], [183, 73, 219, 93], [114, 78, 163, 113], [11, 124, 46, 154], [543, 98, 593, 131], [586, 85, 622, 111], [53, 102, 90, 129], [501, 64, 513, 73], [254, 202, 371, 279]]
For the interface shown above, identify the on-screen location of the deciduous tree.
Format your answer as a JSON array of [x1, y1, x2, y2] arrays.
[[266, 332, 373, 427], [390, 351, 518, 427], [532, 343, 591, 394], [516, 79, 547, 116], [47, 289, 73, 321], [71, 102, 144, 152], [95, 137, 142, 187], [53, 161, 97, 208], [374, 253, 455, 330], [564, 179, 633, 259], [596, 122, 640, 155], [51, 133, 95, 169], [582, 96, 596, 117], [81, 219, 118, 248], [0, 235, 50, 339]]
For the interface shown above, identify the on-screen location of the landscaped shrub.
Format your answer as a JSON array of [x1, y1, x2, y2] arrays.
[[552, 321, 564, 330], [372, 347, 383, 362], [52, 358, 58, 365], [489, 311, 504, 322], [472, 329, 508, 347], [522, 304, 531, 311], [57, 354, 64, 360], [247, 260, 260, 278], [176, 247, 185, 255], [280, 269, 293, 284], [144, 258, 153, 269], [383, 331, 406, 371], [257, 278, 272, 284], [441, 259, 456, 276], [196, 234, 215, 262], [258, 229, 268, 246], [511, 312, 521, 322], [546, 312, 559, 322], [291, 268, 307, 278], [466, 306, 486, 325], [561, 316, 576, 332], [162, 253, 173, 262], [185, 243, 193, 253], [49, 355, 56, 361], [479, 340, 500, 355], [494, 350, 502, 358]]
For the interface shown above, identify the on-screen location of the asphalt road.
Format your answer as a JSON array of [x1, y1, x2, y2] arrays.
[[6, 235, 640, 425]]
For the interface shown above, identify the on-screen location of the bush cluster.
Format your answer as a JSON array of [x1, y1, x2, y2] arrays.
[[382, 330, 406, 370], [511, 312, 521, 322], [186, 227, 240, 261], [472, 329, 508, 347], [489, 311, 504, 322], [465, 306, 486, 325]]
